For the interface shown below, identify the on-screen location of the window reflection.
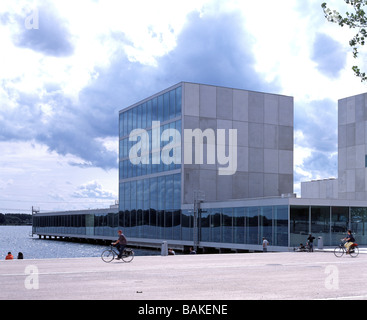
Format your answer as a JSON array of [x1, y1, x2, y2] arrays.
[[246, 207, 258, 245]]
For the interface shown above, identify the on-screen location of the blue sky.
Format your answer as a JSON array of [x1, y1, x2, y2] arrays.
[[0, 0, 366, 213]]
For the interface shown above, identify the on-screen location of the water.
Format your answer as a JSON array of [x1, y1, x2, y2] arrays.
[[0, 226, 160, 260]]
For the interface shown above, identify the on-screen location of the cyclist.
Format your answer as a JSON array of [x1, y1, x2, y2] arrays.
[[342, 230, 355, 254], [112, 230, 127, 260]]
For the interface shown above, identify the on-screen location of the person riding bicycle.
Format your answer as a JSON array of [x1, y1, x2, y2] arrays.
[[112, 230, 127, 260], [342, 230, 355, 254]]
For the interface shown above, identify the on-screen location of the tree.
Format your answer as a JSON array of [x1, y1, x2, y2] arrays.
[[322, 0, 367, 82]]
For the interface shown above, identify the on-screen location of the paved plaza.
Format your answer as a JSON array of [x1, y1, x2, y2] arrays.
[[0, 251, 366, 300]]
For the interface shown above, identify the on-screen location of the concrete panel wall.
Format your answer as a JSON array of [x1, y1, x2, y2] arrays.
[[338, 94, 367, 200], [301, 179, 338, 199], [182, 82, 294, 204]]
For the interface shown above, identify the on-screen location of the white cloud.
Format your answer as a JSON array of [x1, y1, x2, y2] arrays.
[[72, 180, 117, 200], [0, 140, 118, 212]]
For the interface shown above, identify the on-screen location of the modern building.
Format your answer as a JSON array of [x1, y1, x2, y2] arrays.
[[302, 93, 367, 200], [32, 84, 367, 252]]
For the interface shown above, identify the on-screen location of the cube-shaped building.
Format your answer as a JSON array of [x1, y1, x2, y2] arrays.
[[118, 82, 294, 211]]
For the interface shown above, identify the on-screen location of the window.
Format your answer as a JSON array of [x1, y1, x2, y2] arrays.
[[173, 174, 181, 210], [158, 95, 163, 122], [210, 208, 222, 243], [351, 208, 367, 244], [123, 111, 128, 137], [147, 100, 152, 127], [222, 208, 233, 243], [290, 206, 309, 247], [260, 206, 272, 244], [142, 102, 147, 129], [152, 97, 157, 121], [119, 113, 124, 137], [246, 207, 258, 244], [150, 177, 158, 210], [200, 209, 210, 242], [169, 89, 175, 119], [143, 179, 150, 210], [331, 207, 349, 244], [233, 208, 245, 244], [158, 176, 165, 210], [131, 181, 137, 211], [273, 206, 288, 246], [124, 182, 130, 211], [164, 92, 169, 122], [137, 180, 143, 210], [175, 86, 182, 118], [181, 210, 192, 241], [165, 175, 174, 210]]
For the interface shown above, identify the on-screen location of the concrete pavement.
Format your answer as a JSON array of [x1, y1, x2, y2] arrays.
[[0, 252, 367, 300]]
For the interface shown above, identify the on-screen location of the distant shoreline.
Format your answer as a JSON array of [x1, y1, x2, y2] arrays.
[[0, 214, 32, 226], [0, 224, 32, 226]]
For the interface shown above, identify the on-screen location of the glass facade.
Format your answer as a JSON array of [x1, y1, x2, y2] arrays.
[[33, 203, 367, 248], [119, 86, 182, 180], [199, 205, 288, 246], [289, 205, 367, 247], [32, 204, 289, 247], [351, 207, 367, 245], [119, 86, 182, 216]]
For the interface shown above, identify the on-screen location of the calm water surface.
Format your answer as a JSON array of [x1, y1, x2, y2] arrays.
[[0, 226, 160, 260]]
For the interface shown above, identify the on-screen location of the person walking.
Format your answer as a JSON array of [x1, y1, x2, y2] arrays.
[[262, 237, 269, 252], [307, 234, 315, 252]]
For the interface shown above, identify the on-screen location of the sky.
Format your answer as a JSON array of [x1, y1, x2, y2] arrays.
[[1, 0, 367, 213]]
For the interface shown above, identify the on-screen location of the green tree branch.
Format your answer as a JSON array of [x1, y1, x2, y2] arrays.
[[322, 0, 367, 82]]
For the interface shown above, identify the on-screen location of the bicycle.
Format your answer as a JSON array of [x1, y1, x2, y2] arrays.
[[334, 241, 359, 258], [101, 245, 135, 263]]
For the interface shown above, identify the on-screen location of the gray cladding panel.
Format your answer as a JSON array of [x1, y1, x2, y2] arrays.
[[182, 83, 293, 203]]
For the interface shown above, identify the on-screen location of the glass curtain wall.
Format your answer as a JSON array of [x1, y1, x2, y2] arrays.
[[290, 205, 352, 247], [119, 86, 182, 241], [32, 204, 367, 247], [311, 206, 331, 246], [195, 205, 288, 247], [331, 207, 349, 244], [119, 87, 182, 181], [290, 206, 309, 247], [351, 207, 367, 244]]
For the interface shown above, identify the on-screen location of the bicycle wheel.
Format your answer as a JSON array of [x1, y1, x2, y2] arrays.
[[101, 249, 115, 263], [350, 246, 359, 258], [334, 246, 344, 258], [122, 249, 134, 263]]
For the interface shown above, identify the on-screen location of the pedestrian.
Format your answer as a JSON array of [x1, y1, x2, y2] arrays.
[[189, 247, 196, 254], [262, 237, 269, 252], [307, 234, 315, 252], [17, 252, 24, 259], [5, 252, 13, 260]]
